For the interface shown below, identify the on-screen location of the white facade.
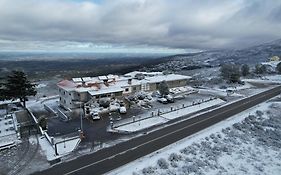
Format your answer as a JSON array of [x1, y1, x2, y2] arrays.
[[57, 72, 192, 109]]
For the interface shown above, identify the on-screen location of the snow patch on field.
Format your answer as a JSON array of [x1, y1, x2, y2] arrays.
[[243, 75, 281, 84], [36, 83, 47, 88], [114, 117, 168, 133], [108, 101, 281, 175], [36, 135, 80, 161]]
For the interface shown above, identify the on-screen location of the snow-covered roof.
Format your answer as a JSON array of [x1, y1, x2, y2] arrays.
[[72, 78, 83, 82], [81, 77, 92, 82], [98, 76, 107, 80], [88, 87, 124, 96], [107, 74, 116, 79], [58, 72, 191, 94], [57, 80, 77, 90]]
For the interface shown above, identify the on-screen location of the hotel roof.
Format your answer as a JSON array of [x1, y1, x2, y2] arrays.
[[57, 72, 192, 94]]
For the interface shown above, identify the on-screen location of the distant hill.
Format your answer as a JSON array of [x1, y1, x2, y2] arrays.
[[142, 39, 281, 72], [170, 38, 281, 66]]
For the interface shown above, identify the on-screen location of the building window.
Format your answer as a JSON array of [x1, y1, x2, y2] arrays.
[[64, 100, 66, 104], [78, 93, 80, 97], [63, 91, 65, 95], [60, 97, 61, 101], [125, 88, 129, 92], [133, 87, 137, 91], [69, 93, 71, 96]]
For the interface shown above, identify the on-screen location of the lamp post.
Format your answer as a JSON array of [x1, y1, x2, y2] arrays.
[[80, 102, 83, 131], [80, 102, 85, 139]]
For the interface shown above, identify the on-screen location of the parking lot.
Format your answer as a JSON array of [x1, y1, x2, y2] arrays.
[[44, 89, 216, 144]]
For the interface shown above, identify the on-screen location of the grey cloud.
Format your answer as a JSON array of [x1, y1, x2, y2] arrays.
[[0, 0, 281, 51]]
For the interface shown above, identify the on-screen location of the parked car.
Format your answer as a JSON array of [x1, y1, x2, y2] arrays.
[[119, 106, 127, 114], [91, 112, 100, 120], [157, 97, 168, 104], [165, 94, 174, 103]]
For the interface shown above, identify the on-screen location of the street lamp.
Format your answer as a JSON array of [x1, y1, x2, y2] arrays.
[[79, 102, 85, 139], [80, 102, 83, 131]]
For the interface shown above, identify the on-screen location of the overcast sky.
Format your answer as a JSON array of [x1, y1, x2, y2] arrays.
[[0, 0, 281, 52]]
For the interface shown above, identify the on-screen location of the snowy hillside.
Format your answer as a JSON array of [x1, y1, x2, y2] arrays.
[[109, 98, 281, 175], [143, 39, 281, 73]]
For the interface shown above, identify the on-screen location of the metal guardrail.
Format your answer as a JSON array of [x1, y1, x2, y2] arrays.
[[44, 104, 57, 115], [26, 108, 45, 135], [57, 108, 69, 121]]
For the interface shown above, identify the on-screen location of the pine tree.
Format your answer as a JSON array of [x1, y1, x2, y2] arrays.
[[158, 81, 169, 96], [241, 64, 250, 76], [4, 71, 37, 108], [220, 64, 241, 83], [255, 64, 267, 74], [276, 62, 281, 74]]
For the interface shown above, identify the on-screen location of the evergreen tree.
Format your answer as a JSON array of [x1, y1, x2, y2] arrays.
[[255, 64, 267, 74], [3, 71, 37, 108], [0, 77, 5, 101], [158, 81, 169, 96], [241, 64, 250, 76], [220, 64, 241, 83], [276, 62, 281, 74]]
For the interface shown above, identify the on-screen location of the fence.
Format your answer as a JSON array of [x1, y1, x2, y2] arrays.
[[44, 104, 57, 115], [112, 97, 218, 128]]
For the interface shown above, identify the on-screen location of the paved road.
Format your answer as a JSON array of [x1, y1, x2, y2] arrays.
[[34, 86, 281, 175]]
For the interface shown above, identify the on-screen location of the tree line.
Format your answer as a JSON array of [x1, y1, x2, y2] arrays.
[[0, 71, 37, 108], [220, 62, 281, 83]]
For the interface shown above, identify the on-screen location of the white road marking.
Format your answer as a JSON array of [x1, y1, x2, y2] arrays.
[[64, 88, 280, 175]]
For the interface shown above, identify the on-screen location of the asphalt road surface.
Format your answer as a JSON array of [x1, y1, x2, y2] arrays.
[[34, 85, 281, 175]]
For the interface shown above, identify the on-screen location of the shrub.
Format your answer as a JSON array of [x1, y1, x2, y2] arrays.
[[157, 158, 169, 169], [170, 161, 178, 168], [142, 166, 156, 175], [168, 153, 182, 162], [255, 64, 267, 74], [241, 64, 250, 76], [255, 110, 264, 117]]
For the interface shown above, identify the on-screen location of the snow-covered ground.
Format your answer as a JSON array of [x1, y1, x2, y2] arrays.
[[112, 99, 225, 133], [36, 83, 47, 88], [36, 135, 81, 161], [108, 100, 281, 175], [264, 75, 281, 82], [113, 117, 169, 133], [243, 75, 281, 84], [56, 137, 81, 155]]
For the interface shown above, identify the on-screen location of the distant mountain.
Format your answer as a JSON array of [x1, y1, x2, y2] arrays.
[[142, 39, 281, 72], [171, 38, 281, 66]]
